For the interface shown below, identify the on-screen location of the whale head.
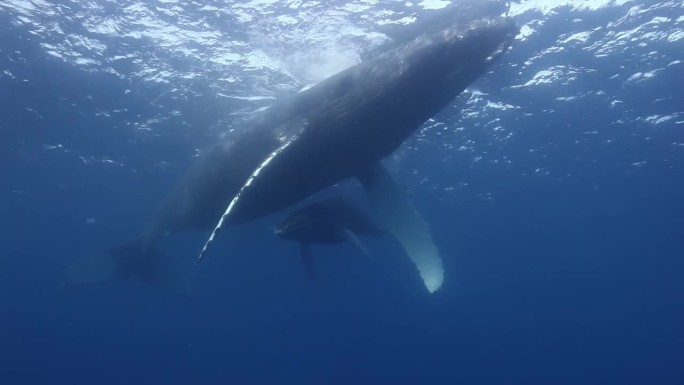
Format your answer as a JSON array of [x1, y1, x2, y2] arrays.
[[383, 16, 519, 112], [306, 16, 519, 163]]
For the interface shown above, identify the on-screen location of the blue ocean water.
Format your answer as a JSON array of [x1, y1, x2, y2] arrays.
[[1, 1, 683, 384]]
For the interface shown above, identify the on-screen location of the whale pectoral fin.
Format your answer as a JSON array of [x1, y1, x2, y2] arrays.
[[65, 239, 191, 297], [357, 163, 444, 293], [342, 228, 375, 262], [300, 243, 316, 281], [197, 134, 301, 264]]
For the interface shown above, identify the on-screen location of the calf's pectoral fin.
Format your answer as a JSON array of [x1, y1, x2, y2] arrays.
[[299, 243, 316, 281], [342, 228, 375, 262], [357, 163, 444, 293]]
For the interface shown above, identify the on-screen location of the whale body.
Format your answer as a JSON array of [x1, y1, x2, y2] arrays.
[[67, 16, 518, 294]]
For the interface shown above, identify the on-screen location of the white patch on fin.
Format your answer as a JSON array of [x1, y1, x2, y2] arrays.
[[359, 164, 444, 293], [197, 136, 300, 264]]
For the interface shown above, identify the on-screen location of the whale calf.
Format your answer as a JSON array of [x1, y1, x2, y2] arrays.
[[67, 16, 518, 294], [275, 198, 385, 280]]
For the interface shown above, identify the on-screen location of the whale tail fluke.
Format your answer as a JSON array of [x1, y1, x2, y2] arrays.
[[64, 240, 191, 297]]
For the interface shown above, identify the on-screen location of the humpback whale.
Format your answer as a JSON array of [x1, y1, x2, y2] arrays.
[[67, 16, 518, 294], [275, 198, 385, 280]]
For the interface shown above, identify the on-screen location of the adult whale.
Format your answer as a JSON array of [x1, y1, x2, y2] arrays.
[[66, 17, 518, 294]]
